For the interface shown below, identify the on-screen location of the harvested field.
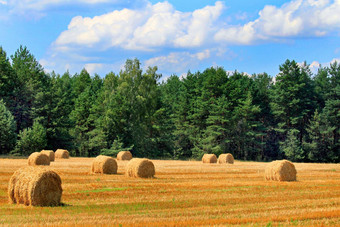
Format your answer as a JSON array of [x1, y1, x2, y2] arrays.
[[0, 157, 339, 226]]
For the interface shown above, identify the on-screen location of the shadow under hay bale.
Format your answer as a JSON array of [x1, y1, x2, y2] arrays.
[[28, 152, 50, 166], [41, 150, 55, 162], [202, 154, 217, 163], [117, 151, 132, 161], [55, 149, 69, 159], [91, 155, 117, 174], [265, 160, 297, 181], [8, 166, 62, 206], [218, 153, 234, 164], [126, 158, 155, 178]]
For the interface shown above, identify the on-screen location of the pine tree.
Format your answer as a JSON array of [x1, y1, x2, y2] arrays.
[[0, 99, 17, 154], [251, 73, 276, 160], [271, 60, 317, 157], [0, 47, 17, 110], [11, 45, 49, 132], [303, 110, 331, 162], [199, 95, 232, 157], [281, 129, 305, 162]]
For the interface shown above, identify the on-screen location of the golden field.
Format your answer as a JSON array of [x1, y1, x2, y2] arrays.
[[0, 157, 339, 226]]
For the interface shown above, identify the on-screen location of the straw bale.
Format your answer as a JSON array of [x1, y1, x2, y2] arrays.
[[8, 166, 62, 206], [55, 149, 69, 159], [126, 158, 155, 178], [41, 150, 55, 162], [202, 154, 217, 163], [91, 155, 117, 174], [28, 152, 50, 166], [218, 153, 234, 164], [117, 151, 132, 161], [265, 160, 297, 181]]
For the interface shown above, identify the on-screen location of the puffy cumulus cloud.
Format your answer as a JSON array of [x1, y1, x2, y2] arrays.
[[297, 58, 340, 74], [40, 54, 124, 76], [54, 1, 224, 51], [215, 0, 340, 45], [55, 0, 340, 51], [43, 0, 340, 78], [173, 1, 224, 47], [84, 63, 104, 74], [144, 49, 212, 75]]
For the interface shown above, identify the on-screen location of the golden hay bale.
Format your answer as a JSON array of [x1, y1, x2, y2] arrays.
[[117, 151, 132, 160], [265, 160, 297, 181], [126, 158, 155, 178], [8, 166, 62, 206], [202, 154, 217, 163], [41, 150, 55, 162], [28, 152, 50, 166], [91, 155, 117, 174], [55, 149, 69, 159], [218, 153, 234, 164]]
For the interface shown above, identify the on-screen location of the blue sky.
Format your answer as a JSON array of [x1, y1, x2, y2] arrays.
[[1, 0, 339, 79]]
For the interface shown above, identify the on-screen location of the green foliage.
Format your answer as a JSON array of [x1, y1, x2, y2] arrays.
[[281, 129, 305, 162], [303, 110, 331, 162], [13, 121, 47, 156], [0, 47, 17, 109], [0, 99, 16, 154], [0, 45, 338, 162], [100, 137, 133, 156], [100, 142, 122, 157], [271, 60, 316, 137], [11, 45, 49, 132]]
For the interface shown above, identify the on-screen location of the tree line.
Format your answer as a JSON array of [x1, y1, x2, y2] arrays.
[[0, 46, 339, 162]]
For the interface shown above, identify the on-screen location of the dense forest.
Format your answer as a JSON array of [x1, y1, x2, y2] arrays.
[[0, 46, 339, 162]]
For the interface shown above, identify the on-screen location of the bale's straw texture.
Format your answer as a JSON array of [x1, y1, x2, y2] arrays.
[[117, 151, 132, 160], [126, 158, 155, 178], [41, 150, 55, 162], [202, 154, 217, 163], [265, 160, 297, 181], [8, 166, 62, 206], [218, 153, 234, 164], [91, 155, 117, 174], [28, 152, 50, 166], [55, 149, 69, 159]]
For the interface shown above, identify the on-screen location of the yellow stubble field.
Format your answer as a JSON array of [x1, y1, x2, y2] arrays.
[[0, 157, 339, 226]]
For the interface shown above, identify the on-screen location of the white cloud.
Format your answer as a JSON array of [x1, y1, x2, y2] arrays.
[[41, 0, 340, 77], [54, 1, 225, 51], [55, 0, 340, 51], [144, 49, 212, 75], [195, 49, 210, 61], [297, 58, 340, 74], [0, 0, 7, 5], [331, 58, 340, 62], [173, 1, 224, 47], [84, 63, 103, 74], [215, 0, 340, 45]]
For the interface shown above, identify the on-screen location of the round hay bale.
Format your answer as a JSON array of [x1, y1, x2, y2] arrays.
[[117, 151, 132, 161], [202, 154, 217, 163], [265, 160, 297, 181], [8, 166, 62, 206], [28, 152, 50, 166], [41, 150, 55, 162], [55, 149, 69, 159], [91, 155, 117, 174], [126, 158, 155, 178], [218, 153, 234, 164]]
